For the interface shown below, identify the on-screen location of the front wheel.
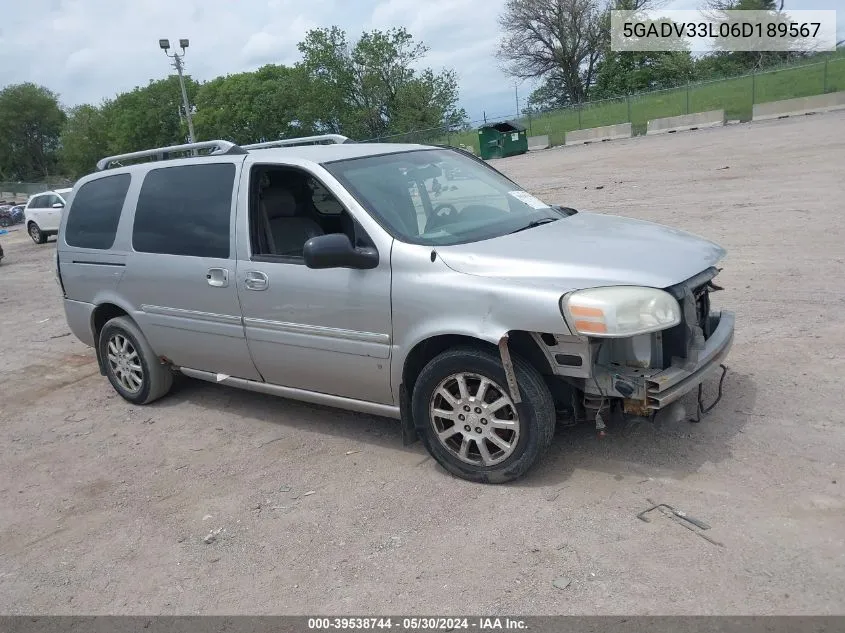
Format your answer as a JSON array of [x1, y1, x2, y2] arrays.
[[99, 316, 173, 405], [28, 222, 46, 244], [412, 346, 555, 484]]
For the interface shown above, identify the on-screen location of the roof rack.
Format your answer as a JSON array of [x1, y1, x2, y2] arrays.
[[95, 134, 353, 172], [96, 140, 246, 171], [241, 134, 350, 150]]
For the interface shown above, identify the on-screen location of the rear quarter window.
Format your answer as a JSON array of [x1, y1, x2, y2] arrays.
[[132, 163, 235, 259], [65, 174, 131, 249], [27, 195, 45, 209]]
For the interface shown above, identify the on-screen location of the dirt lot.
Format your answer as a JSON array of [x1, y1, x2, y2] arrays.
[[1, 112, 844, 615]]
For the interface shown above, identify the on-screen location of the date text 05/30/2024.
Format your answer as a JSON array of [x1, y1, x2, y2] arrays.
[[307, 617, 527, 630]]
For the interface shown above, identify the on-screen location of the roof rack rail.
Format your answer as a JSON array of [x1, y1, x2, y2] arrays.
[[96, 140, 246, 171], [241, 134, 351, 150]]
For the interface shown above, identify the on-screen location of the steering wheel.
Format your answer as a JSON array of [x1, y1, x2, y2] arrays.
[[426, 204, 460, 232], [434, 203, 458, 217]]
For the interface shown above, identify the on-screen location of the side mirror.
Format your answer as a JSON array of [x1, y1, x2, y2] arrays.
[[303, 233, 379, 270], [52, 202, 65, 209]]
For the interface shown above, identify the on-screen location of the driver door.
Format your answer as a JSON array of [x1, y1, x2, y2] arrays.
[[235, 163, 394, 405]]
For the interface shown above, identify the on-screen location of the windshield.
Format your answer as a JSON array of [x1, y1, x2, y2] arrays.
[[324, 148, 564, 246]]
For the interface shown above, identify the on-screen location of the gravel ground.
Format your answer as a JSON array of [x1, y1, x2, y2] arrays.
[[1, 112, 844, 615]]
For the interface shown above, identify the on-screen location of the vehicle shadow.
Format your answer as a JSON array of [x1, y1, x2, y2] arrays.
[[155, 369, 756, 486], [520, 369, 757, 487], [157, 375, 417, 454]]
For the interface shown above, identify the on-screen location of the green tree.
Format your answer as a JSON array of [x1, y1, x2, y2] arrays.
[[104, 76, 199, 153], [297, 27, 466, 140], [0, 83, 66, 181], [699, 0, 799, 77], [59, 104, 110, 178], [593, 14, 695, 98], [193, 65, 311, 145]]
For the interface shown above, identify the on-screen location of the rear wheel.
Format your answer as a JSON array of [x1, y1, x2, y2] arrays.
[[28, 222, 46, 244], [99, 316, 173, 405], [412, 346, 555, 484]]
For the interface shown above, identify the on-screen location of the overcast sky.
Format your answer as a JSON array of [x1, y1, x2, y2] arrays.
[[0, 0, 842, 124]]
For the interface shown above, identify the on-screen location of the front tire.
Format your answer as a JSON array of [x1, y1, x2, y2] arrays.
[[412, 346, 555, 484], [99, 316, 173, 405], [28, 222, 46, 244]]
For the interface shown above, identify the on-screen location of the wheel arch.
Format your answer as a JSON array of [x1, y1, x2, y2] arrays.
[[401, 331, 553, 395], [90, 301, 135, 375], [397, 330, 554, 445]]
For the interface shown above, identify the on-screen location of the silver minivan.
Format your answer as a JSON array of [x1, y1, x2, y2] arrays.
[[57, 136, 734, 483]]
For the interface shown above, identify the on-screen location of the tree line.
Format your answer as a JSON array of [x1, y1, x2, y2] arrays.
[[498, 0, 825, 112], [0, 26, 466, 181], [1, 0, 836, 182]]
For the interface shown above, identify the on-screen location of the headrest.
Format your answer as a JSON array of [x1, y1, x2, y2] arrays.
[[261, 188, 297, 218]]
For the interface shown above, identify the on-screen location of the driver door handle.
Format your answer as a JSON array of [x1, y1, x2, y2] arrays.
[[244, 270, 269, 291]]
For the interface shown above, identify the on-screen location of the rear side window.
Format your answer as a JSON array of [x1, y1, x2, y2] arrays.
[[132, 163, 234, 258], [28, 195, 46, 209], [65, 175, 131, 249]]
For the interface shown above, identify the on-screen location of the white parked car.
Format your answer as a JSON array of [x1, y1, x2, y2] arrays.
[[25, 188, 72, 244]]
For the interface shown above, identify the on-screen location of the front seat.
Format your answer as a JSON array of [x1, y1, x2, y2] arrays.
[[260, 188, 324, 257]]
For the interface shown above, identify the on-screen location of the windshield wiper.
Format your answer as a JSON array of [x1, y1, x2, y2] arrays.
[[509, 217, 558, 235]]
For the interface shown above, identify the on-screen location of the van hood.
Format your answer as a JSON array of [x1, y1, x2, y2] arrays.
[[434, 211, 726, 290]]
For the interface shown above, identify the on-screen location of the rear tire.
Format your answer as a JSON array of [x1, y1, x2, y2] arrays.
[[99, 316, 173, 405], [412, 346, 555, 484], [28, 222, 46, 244]]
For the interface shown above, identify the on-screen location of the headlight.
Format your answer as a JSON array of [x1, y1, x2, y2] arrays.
[[561, 286, 681, 337]]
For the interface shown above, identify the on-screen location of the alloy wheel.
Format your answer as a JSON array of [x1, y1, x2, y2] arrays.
[[429, 372, 520, 467], [107, 333, 144, 394]]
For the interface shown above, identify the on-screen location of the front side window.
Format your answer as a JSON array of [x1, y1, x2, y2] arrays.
[[249, 166, 365, 261], [65, 174, 130, 249], [133, 163, 235, 258], [324, 149, 564, 246]]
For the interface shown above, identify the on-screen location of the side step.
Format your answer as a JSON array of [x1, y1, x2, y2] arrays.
[[178, 367, 401, 420]]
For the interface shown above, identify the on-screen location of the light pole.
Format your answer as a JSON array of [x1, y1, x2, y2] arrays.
[[159, 38, 196, 144]]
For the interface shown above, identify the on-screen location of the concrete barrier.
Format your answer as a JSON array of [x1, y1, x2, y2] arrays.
[[527, 134, 550, 150], [647, 110, 725, 135], [752, 91, 845, 121], [565, 122, 632, 145]]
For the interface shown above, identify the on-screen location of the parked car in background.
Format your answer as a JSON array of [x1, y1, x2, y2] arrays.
[[24, 188, 72, 244], [0, 204, 26, 227], [10, 205, 25, 224]]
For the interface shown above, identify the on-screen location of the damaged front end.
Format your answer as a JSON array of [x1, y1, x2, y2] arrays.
[[533, 267, 735, 426]]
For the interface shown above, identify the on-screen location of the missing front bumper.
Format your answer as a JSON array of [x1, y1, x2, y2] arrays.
[[582, 310, 735, 410], [645, 310, 735, 409]]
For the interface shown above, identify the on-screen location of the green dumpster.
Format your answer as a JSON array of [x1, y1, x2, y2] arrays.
[[477, 120, 528, 160]]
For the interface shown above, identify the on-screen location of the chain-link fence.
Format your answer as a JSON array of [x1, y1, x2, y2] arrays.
[[0, 182, 52, 204], [366, 55, 845, 154]]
